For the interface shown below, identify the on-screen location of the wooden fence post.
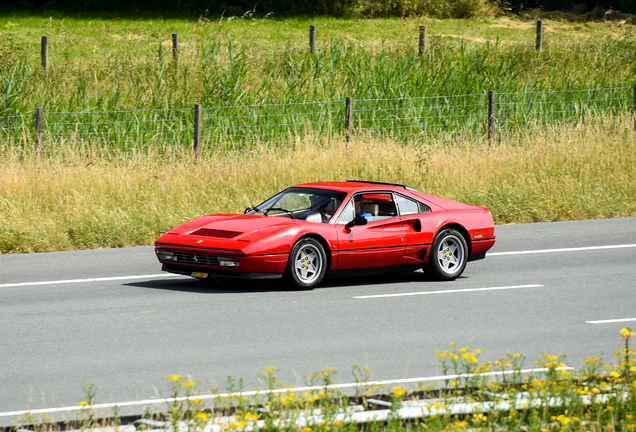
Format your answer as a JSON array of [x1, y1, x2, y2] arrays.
[[41, 36, 48, 70], [419, 25, 426, 56], [172, 33, 179, 63], [35, 108, 43, 154], [194, 104, 202, 159], [536, 20, 543, 51], [345, 97, 353, 144], [309, 26, 316, 54], [488, 91, 496, 145]]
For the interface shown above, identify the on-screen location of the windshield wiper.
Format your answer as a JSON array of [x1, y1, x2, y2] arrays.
[[266, 207, 294, 218], [245, 206, 267, 215]]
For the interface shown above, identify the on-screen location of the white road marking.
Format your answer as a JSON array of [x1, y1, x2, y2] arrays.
[[586, 318, 636, 324], [0, 366, 572, 418], [354, 284, 544, 299], [3, 243, 633, 290], [0, 273, 181, 288], [489, 243, 636, 256]]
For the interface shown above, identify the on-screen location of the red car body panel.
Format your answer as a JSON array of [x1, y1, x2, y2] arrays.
[[154, 181, 496, 281], [335, 218, 406, 268]]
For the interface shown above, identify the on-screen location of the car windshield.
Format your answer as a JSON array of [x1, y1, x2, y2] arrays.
[[245, 187, 347, 223]]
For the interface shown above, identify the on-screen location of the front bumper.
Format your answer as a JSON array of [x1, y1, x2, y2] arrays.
[[155, 245, 288, 280], [162, 263, 283, 280]]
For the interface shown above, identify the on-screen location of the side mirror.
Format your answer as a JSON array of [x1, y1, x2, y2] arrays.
[[345, 216, 368, 229], [244, 207, 252, 214]]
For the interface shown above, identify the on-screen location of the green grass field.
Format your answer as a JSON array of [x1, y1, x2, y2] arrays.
[[2, 13, 635, 114], [0, 14, 635, 253]]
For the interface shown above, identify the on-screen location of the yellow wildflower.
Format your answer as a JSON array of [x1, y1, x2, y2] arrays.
[[167, 375, 182, 381], [556, 415, 570, 425], [392, 386, 405, 397], [244, 412, 259, 421], [472, 413, 487, 423]]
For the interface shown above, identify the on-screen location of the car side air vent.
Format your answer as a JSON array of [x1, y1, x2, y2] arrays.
[[190, 228, 243, 239]]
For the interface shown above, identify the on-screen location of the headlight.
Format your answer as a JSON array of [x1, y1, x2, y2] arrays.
[[157, 251, 175, 261], [218, 257, 240, 267]]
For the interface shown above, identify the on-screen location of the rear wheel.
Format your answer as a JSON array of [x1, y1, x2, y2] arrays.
[[424, 229, 468, 281], [285, 237, 327, 290]]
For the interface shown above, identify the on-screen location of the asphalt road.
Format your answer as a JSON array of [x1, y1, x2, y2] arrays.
[[1, 217, 635, 424]]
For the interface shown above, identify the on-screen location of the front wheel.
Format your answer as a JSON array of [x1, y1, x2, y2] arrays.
[[285, 237, 327, 290], [424, 229, 468, 281]]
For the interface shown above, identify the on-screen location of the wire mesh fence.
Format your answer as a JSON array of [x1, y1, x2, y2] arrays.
[[498, 87, 632, 128], [24, 22, 548, 65], [200, 100, 342, 152], [0, 86, 633, 157], [354, 93, 487, 143], [42, 108, 193, 153], [29, 31, 421, 63]]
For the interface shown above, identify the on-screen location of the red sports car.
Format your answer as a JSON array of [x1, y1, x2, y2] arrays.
[[155, 181, 496, 289]]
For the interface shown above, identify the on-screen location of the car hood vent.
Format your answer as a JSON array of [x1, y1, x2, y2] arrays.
[[190, 228, 243, 239]]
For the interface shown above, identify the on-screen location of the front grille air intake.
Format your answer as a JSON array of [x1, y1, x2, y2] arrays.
[[173, 252, 220, 267]]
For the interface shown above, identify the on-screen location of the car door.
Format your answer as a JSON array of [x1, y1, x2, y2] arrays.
[[334, 192, 406, 269], [394, 193, 437, 265]]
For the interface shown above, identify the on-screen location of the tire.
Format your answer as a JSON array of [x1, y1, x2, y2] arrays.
[[285, 237, 327, 290], [424, 228, 468, 281]]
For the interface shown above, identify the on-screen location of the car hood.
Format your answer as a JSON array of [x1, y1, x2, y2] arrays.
[[155, 214, 302, 251]]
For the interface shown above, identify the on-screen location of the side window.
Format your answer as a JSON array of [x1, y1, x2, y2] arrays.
[[395, 195, 419, 215], [336, 193, 398, 224], [395, 194, 431, 215], [335, 199, 355, 225], [361, 193, 397, 219], [419, 202, 431, 213]]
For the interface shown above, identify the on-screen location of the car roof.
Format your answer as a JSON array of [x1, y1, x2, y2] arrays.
[[295, 181, 416, 193], [292, 181, 478, 211]]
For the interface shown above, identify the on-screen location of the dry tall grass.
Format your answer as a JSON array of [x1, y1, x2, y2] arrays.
[[1, 115, 634, 253]]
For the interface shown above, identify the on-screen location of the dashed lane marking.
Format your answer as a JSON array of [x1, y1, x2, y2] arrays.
[[0, 273, 181, 288], [586, 318, 636, 324], [354, 284, 544, 299], [489, 243, 636, 256]]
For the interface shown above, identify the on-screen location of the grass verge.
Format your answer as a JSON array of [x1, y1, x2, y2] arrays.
[[1, 114, 635, 253]]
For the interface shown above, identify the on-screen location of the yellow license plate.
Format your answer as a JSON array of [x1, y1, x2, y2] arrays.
[[191, 272, 209, 278]]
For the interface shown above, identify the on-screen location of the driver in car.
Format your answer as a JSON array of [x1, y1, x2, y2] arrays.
[[354, 195, 373, 220]]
